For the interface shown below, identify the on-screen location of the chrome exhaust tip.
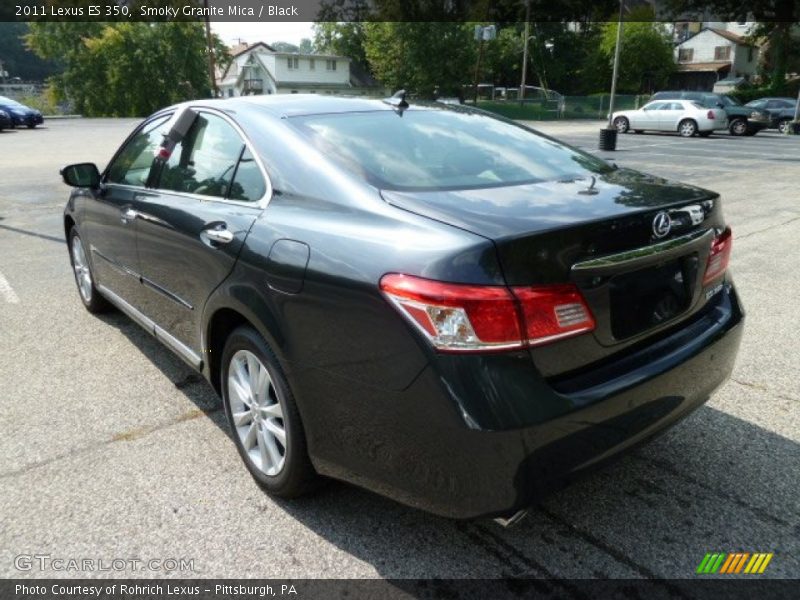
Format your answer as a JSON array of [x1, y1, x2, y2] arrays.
[[493, 509, 528, 528]]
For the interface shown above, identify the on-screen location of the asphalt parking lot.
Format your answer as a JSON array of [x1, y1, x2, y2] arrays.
[[0, 118, 798, 582]]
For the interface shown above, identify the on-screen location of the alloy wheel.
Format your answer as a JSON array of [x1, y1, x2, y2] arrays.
[[731, 119, 747, 136], [614, 118, 628, 133], [227, 349, 287, 476], [71, 235, 93, 303], [679, 120, 696, 137], [778, 120, 790, 135]]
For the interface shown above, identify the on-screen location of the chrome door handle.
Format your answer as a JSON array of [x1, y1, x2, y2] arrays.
[[201, 227, 234, 245], [120, 208, 138, 224]]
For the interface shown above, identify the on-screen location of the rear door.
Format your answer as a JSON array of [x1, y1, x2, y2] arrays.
[[131, 109, 268, 364], [657, 102, 684, 131]]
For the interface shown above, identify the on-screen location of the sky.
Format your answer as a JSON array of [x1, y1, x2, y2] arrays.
[[210, 22, 316, 47]]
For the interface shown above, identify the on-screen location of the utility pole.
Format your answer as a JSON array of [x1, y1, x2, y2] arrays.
[[471, 25, 495, 105], [599, 0, 625, 150], [606, 0, 624, 128], [203, 0, 218, 98], [519, 1, 530, 106]]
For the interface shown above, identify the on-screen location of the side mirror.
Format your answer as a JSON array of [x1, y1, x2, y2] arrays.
[[61, 163, 100, 188]]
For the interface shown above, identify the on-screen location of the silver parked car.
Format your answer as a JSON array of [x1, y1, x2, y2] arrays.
[[612, 99, 728, 137]]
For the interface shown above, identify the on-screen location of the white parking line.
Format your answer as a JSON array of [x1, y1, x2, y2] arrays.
[[0, 271, 20, 304]]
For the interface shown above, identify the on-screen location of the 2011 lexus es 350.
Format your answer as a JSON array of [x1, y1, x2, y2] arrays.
[[61, 95, 743, 520]]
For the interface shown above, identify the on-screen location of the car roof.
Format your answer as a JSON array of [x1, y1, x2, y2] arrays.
[[208, 94, 402, 118]]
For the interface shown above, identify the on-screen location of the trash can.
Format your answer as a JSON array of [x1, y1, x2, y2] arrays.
[[599, 128, 618, 151]]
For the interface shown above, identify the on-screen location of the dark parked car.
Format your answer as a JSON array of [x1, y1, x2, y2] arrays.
[[0, 109, 11, 131], [60, 96, 743, 520], [651, 91, 770, 136], [745, 97, 798, 133], [0, 96, 44, 129]]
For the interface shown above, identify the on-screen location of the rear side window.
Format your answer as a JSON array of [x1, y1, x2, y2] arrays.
[[290, 109, 612, 191], [106, 116, 169, 187], [229, 149, 266, 202], [158, 113, 244, 198]]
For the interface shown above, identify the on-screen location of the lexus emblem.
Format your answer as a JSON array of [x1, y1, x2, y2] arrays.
[[652, 211, 672, 238]]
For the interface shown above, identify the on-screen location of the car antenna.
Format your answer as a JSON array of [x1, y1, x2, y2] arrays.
[[383, 89, 409, 113]]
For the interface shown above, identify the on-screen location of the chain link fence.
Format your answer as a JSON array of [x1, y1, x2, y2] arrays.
[[469, 88, 652, 121]]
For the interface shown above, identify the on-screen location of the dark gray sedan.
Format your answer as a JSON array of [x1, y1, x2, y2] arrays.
[[60, 96, 743, 520]]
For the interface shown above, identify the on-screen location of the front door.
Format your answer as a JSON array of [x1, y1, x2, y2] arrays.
[[631, 102, 664, 129], [132, 110, 268, 361], [83, 115, 170, 304]]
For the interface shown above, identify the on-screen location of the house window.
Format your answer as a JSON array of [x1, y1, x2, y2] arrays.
[[309, 59, 315, 70], [227, 89, 233, 98], [326, 59, 337, 71], [678, 48, 693, 62], [288, 57, 299, 69], [714, 46, 731, 60]]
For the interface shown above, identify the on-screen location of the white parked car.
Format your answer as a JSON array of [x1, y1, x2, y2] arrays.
[[612, 100, 728, 137]]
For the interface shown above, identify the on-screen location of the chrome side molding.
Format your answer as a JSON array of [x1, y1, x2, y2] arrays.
[[97, 284, 202, 370]]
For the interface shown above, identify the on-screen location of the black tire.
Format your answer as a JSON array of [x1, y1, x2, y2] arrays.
[[698, 131, 712, 137], [67, 227, 110, 313], [778, 119, 791, 134], [678, 119, 697, 137], [729, 118, 747, 136], [221, 326, 318, 498], [613, 117, 629, 133], [27, 123, 36, 129]]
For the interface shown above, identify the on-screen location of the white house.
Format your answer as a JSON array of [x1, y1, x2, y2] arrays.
[[217, 42, 381, 97], [671, 27, 759, 90]]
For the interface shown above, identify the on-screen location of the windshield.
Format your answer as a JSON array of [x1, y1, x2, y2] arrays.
[[720, 96, 740, 106], [0, 96, 24, 107], [289, 108, 612, 191]]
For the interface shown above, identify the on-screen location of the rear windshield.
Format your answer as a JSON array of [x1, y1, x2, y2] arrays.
[[289, 108, 612, 191]]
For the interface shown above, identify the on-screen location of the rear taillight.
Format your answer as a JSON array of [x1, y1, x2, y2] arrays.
[[380, 274, 595, 353], [513, 284, 596, 346], [703, 227, 732, 285], [707, 110, 715, 119]]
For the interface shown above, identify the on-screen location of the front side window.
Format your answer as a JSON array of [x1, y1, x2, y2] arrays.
[[157, 113, 244, 198], [106, 116, 169, 187], [290, 108, 612, 191]]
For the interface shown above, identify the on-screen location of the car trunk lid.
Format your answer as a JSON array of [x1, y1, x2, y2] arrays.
[[381, 168, 726, 376]]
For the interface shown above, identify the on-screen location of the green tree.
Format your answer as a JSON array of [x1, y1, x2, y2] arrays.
[[27, 22, 217, 117], [482, 26, 524, 87], [0, 23, 59, 82], [313, 22, 368, 68], [599, 21, 674, 94], [362, 22, 476, 98]]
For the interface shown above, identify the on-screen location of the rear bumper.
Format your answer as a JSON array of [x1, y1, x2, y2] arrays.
[[301, 283, 744, 519]]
